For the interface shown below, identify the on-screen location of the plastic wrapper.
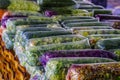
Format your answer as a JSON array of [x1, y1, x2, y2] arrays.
[[74, 1, 94, 6], [14, 31, 72, 65], [18, 31, 72, 47], [3, 17, 27, 29], [62, 18, 98, 23], [13, 27, 53, 46], [56, 16, 94, 22], [42, 2, 75, 8], [64, 22, 111, 28], [26, 39, 90, 66], [66, 62, 120, 80], [52, 15, 93, 22], [2, 30, 15, 49], [14, 30, 71, 48], [95, 14, 120, 21], [40, 49, 117, 66], [15, 47, 27, 66], [62, 16, 94, 20], [62, 18, 99, 27], [15, 25, 65, 43], [14, 34, 82, 64], [76, 29, 120, 36], [88, 34, 120, 48], [46, 7, 90, 16], [24, 63, 44, 78], [18, 27, 54, 32], [15, 24, 48, 31], [15, 27, 64, 42], [25, 35, 86, 49], [6, 17, 55, 33], [71, 9, 90, 16], [75, 6, 104, 12], [93, 9, 112, 16], [13, 41, 28, 66], [96, 38, 120, 50], [30, 74, 47, 80], [1, 11, 42, 28], [28, 16, 55, 22], [2, 11, 42, 22], [15, 23, 62, 32], [30, 75, 41, 80], [74, 3, 94, 7], [1, 15, 27, 28], [45, 57, 115, 80], [16, 24, 63, 31], [39, 0, 74, 3], [71, 26, 112, 32], [1, 14, 48, 29], [14, 29, 66, 57], [39, 0, 75, 7], [10, 11, 42, 16], [46, 23, 63, 28], [14, 27, 59, 51], [46, 6, 71, 11], [75, 5, 104, 10], [61, 18, 98, 25], [75, 3, 101, 7]]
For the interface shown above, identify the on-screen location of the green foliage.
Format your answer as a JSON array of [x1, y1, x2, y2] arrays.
[[0, 0, 10, 9], [8, 0, 40, 11]]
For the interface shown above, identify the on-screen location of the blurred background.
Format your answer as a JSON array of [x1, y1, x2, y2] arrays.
[[88, 0, 120, 15], [107, 0, 120, 9], [88, 0, 120, 9]]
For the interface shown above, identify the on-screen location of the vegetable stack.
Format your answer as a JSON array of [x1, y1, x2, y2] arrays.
[[45, 57, 115, 80], [67, 62, 120, 80], [1, 0, 120, 80]]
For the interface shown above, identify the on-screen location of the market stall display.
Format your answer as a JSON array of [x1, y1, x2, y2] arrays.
[[0, 0, 120, 80]]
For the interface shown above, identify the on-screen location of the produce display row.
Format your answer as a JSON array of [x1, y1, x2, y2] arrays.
[[45, 57, 115, 80], [0, 0, 120, 80], [40, 49, 118, 66]]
